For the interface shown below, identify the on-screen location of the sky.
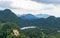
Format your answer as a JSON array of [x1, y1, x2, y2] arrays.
[[0, 0, 60, 17]]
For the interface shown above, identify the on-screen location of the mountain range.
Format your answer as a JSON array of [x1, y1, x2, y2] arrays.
[[0, 9, 60, 38], [19, 14, 50, 20], [0, 9, 60, 29]]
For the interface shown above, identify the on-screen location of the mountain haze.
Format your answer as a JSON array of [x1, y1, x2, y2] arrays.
[[35, 14, 50, 18], [19, 14, 50, 20], [20, 14, 37, 20]]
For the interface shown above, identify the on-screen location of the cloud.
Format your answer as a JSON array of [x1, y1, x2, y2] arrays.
[[11, 0, 44, 10], [32, 0, 60, 4], [0, 0, 60, 17], [0, 1, 12, 8], [0, 0, 55, 10]]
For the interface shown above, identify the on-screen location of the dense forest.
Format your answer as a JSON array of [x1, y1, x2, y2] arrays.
[[0, 9, 60, 38]]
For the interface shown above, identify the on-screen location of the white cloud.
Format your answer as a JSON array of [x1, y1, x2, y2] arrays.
[[32, 0, 60, 4], [0, 0, 60, 17], [11, 0, 46, 10]]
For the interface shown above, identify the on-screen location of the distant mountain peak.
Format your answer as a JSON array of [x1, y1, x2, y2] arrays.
[[35, 14, 50, 18], [20, 14, 37, 20], [21, 14, 34, 16]]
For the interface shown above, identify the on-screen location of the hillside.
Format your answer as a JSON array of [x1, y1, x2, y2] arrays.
[[0, 9, 27, 27], [0, 9, 60, 28]]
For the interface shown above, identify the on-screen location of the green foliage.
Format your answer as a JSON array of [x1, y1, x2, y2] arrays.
[[0, 22, 28, 38], [22, 28, 60, 38], [1, 9, 60, 38], [6, 34, 12, 38]]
